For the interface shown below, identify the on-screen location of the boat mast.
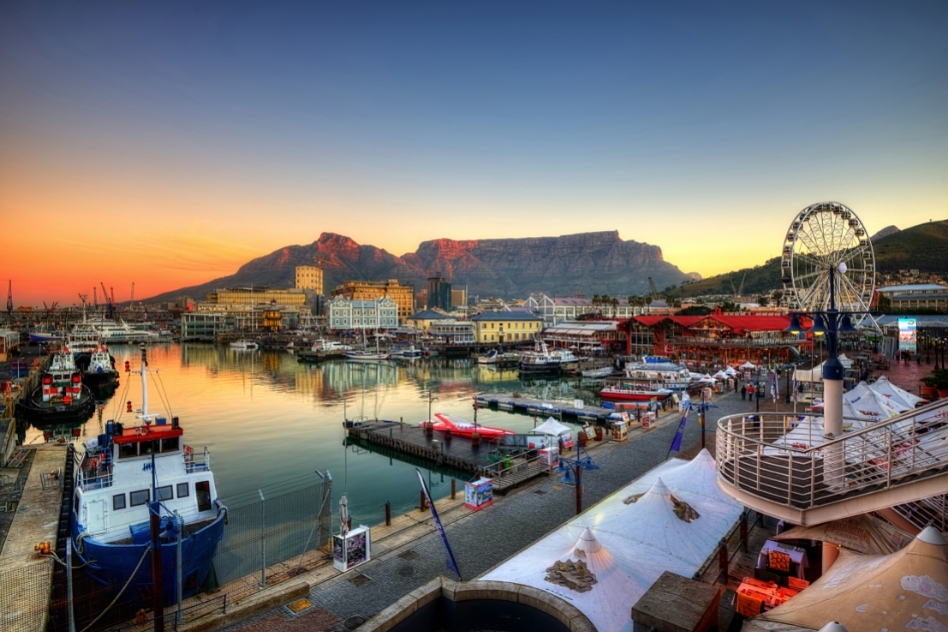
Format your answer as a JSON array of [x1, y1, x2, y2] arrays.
[[139, 344, 151, 422]]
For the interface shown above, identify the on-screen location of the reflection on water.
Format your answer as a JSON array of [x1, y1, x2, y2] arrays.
[[21, 343, 594, 526]]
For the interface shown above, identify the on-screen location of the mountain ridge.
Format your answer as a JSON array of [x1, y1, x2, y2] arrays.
[[147, 231, 689, 303]]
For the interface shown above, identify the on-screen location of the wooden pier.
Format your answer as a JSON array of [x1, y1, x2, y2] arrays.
[[345, 420, 554, 494], [476, 392, 645, 423]]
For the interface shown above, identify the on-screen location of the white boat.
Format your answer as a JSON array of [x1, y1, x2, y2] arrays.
[[477, 349, 505, 365], [622, 360, 692, 391], [390, 343, 423, 359], [518, 341, 579, 375], [580, 365, 614, 379], [344, 349, 390, 362], [229, 339, 258, 350], [74, 316, 160, 344], [71, 345, 226, 607]]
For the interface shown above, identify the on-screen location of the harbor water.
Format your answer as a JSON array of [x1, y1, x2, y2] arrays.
[[20, 343, 603, 527]]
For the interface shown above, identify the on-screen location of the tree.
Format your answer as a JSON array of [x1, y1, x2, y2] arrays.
[[758, 294, 770, 307]]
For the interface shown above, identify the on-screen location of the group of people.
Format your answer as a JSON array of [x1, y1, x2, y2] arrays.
[[740, 382, 765, 401]]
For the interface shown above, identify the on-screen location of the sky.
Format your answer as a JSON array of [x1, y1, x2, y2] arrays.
[[1, 0, 946, 307]]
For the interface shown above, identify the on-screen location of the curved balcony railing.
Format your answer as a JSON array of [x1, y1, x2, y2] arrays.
[[715, 399, 948, 521]]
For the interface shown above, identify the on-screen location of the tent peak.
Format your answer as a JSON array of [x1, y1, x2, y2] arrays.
[[574, 527, 603, 553], [918, 526, 947, 545]]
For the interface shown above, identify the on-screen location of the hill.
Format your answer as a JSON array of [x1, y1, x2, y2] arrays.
[[146, 231, 691, 303], [675, 219, 948, 299]]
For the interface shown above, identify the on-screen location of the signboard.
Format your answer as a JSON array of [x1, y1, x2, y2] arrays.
[[898, 318, 917, 353], [464, 477, 493, 511]]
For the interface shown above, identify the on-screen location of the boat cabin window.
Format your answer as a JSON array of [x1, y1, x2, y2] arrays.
[[161, 437, 180, 452], [119, 443, 138, 459], [195, 481, 211, 512], [177, 483, 189, 498], [140, 440, 155, 456], [113, 494, 126, 510], [156, 485, 173, 501], [130, 489, 150, 507]]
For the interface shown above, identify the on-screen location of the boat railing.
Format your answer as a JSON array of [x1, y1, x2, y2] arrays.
[[75, 463, 114, 491], [715, 398, 948, 513], [185, 446, 211, 473]]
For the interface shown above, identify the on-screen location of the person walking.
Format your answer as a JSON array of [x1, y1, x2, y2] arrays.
[[747, 383, 755, 400], [741, 384, 747, 400]]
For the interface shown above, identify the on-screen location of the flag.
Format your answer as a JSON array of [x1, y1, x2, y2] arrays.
[[667, 412, 688, 457], [416, 468, 461, 580], [771, 371, 778, 403]]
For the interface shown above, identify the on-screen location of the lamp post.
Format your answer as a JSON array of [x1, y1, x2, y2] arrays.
[[784, 264, 861, 489]]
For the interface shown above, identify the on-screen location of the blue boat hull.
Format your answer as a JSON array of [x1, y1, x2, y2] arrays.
[[72, 502, 226, 606]]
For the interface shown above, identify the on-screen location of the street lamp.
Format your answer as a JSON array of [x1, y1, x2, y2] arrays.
[[783, 264, 860, 455]]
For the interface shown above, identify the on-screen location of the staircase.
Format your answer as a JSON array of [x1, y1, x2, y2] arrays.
[[893, 494, 948, 532], [715, 399, 948, 525]]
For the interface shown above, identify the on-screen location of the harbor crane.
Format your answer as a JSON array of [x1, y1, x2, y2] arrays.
[[100, 282, 115, 319]]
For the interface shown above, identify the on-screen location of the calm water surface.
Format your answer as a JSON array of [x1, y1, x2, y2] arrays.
[[23, 343, 599, 526]]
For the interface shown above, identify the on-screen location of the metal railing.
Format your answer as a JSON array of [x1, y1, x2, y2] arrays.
[[716, 398, 948, 513], [184, 446, 210, 473]]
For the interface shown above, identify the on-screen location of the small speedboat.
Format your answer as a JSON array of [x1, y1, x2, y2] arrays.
[[421, 413, 515, 440]]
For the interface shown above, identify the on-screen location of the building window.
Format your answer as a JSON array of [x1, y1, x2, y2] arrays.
[[113, 494, 126, 510]]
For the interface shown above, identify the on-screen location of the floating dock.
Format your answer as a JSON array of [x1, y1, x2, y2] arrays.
[[476, 392, 648, 423], [345, 420, 553, 493]]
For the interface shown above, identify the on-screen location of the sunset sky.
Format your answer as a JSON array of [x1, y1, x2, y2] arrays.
[[2, 1, 946, 307]]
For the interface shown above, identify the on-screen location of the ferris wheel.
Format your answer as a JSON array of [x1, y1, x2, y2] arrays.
[[781, 202, 877, 326]]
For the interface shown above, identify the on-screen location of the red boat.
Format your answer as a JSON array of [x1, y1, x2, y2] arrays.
[[421, 413, 515, 440], [599, 385, 673, 402]]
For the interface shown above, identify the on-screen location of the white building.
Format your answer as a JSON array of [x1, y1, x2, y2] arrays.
[[328, 297, 399, 332], [526, 295, 646, 326], [876, 284, 948, 312]]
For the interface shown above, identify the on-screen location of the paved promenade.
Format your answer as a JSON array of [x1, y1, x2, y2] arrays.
[[219, 388, 779, 632]]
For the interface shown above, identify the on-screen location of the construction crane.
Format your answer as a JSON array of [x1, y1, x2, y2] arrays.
[[647, 277, 660, 300], [6, 280, 12, 314], [130, 282, 135, 305], [93, 286, 97, 309], [100, 282, 115, 319], [729, 272, 747, 300]]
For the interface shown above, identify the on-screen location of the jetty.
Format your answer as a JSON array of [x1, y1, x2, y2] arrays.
[[345, 420, 557, 493], [476, 391, 651, 423]]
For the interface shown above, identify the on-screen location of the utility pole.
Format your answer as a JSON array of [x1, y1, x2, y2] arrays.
[[6, 280, 12, 315]]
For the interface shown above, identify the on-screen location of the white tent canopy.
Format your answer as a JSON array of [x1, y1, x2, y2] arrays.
[[532, 417, 573, 437], [871, 375, 928, 408], [739, 361, 757, 369], [481, 450, 743, 632]]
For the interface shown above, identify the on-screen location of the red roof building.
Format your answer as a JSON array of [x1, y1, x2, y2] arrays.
[[619, 311, 814, 368]]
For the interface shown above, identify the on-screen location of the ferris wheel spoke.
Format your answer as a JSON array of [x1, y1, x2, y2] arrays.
[[795, 230, 823, 257], [793, 251, 826, 270], [838, 273, 869, 311], [793, 269, 824, 284]]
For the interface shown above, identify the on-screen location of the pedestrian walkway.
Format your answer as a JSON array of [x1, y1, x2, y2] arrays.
[[208, 390, 756, 632], [880, 353, 934, 394]]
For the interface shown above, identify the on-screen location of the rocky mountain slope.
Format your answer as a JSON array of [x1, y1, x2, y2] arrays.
[[148, 231, 690, 303]]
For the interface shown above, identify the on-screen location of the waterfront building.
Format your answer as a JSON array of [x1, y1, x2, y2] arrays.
[[180, 311, 227, 341], [622, 312, 812, 367], [205, 287, 307, 307], [330, 279, 415, 321], [405, 309, 451, 334], [294, 265, 323, 294], [0, 329, 20, 361], [428, 319, 475, 345], [426, 274, 452, 312], [527, 295, 645, 326], [540, 320, 625, 354], [451, 288, 466, 308], [470, 311, 542, 345], [328, 297, 399, 332], [875, 283, 948, 312]]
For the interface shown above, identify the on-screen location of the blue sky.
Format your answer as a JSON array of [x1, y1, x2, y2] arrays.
[[1, 1, 946, 303]]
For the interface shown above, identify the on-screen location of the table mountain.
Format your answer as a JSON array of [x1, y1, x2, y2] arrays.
[[147, 230, 690, 303]]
